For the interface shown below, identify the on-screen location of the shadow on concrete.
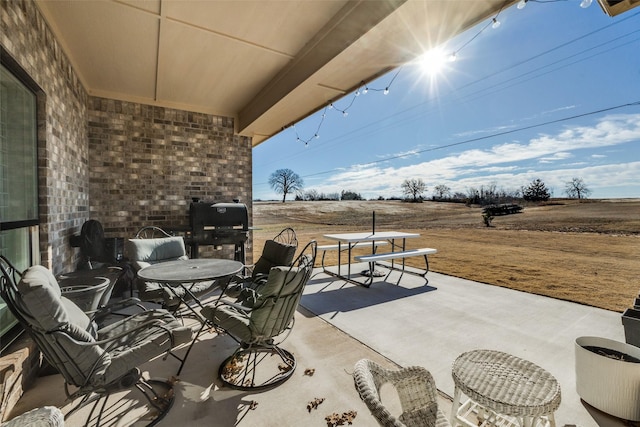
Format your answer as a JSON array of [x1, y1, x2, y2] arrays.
[[302, 274, 436, 316]]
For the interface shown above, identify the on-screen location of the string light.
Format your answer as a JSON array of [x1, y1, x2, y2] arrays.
[[450, 0, 591, 62], [517, 0, 592, 9], [289, 69, 402, 145], [448, 0, 507, 61]]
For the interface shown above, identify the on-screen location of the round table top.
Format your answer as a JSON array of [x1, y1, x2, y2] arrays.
[[137, 258, 243, 283], [452, 349, 561, 417]]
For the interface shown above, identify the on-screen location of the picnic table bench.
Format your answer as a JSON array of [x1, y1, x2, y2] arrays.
[[355, 247, 437, 287], [318, 241, 388, 272]]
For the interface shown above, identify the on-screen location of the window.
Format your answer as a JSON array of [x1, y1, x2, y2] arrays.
[[0, 59, 40, 351]]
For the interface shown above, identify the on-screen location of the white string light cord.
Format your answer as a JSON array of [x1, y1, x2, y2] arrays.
[[291, 67, 402, 145]]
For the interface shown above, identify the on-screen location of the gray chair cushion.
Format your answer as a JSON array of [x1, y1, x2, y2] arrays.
[[17, 265, 92, 333], [127, 236, 190, 305], [126, 237, 187, 271], [252, 240, 297, 279], [18, 265, 109, 386], [96, 309, 192, 385]]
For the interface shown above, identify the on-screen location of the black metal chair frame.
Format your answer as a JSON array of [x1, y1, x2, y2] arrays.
[[205, 240, 316, 391], [135, 226, 173, 239], [0, 256, 189, 426]]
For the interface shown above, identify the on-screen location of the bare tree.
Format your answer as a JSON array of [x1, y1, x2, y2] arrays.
[[565, 177, 592, 200], [303, 189, 320, 201], [401, 178, 426, 202], [433, 184, 451, 200], [269, 168, 304, 203]]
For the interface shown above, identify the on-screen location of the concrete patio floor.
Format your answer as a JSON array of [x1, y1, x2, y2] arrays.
[[6, 265, 632, 426]]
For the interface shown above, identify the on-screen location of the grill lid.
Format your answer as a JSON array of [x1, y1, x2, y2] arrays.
[[190, 201, 248, 231]]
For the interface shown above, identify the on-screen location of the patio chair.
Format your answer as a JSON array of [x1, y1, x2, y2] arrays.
[[224, 227, 298, 297], [200, 240, 316, 390], [1, 406, 64, 427], [127, 226, 217, 310], [0, 260, 193, 426], [353, 359, 451, 427]]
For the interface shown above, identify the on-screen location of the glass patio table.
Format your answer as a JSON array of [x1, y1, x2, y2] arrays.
[[137, 258, 243, 316]]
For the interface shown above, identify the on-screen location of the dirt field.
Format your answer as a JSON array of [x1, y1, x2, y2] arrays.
[[251, 199, 640, 312]]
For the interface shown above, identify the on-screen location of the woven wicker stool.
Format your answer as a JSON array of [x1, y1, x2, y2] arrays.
[[450, 349, 561, 427]]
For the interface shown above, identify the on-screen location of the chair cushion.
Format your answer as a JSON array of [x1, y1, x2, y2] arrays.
[[205, 262, 311, 342], [126, 237, 187, 270], [241, 256, 312, 308], [201, 303, 252, 343], [97, 309, 192, 385], [252, 240, 296, 279], [18, 266, 109, 387], [18, 265, 92, 333]]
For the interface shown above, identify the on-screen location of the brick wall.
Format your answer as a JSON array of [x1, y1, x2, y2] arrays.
[[87, 98, 253, 260], [1, 0, 89, 273]]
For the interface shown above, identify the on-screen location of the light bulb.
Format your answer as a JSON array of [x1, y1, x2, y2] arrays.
[[517, 0, 527, 9], [580, 0, 592, 7], [328, 103, 333, 109], [314, 134, 319, 139], [363, 87, 368, 95], [492, 18, 501, 29], [448, 52, 457, 62], [355, 89, 360, 97], [383, 88, 389, 95], [342, 111, 348, 117]]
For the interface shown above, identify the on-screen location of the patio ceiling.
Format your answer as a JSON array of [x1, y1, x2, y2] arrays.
[[35, 0, 519, 146]]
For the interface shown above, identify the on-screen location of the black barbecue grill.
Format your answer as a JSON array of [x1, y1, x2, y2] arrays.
[[187, 201, 249, 262]]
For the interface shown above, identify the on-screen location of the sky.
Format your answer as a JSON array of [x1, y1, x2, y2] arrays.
[[253, 1, 640, 201]]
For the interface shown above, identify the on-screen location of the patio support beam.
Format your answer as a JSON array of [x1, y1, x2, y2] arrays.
[[236, 0, 407, 137]]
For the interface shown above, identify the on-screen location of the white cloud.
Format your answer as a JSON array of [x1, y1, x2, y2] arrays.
[[454, 124, 517, 138], [539, 152, 573, 163], [311, 113, 640, 198]]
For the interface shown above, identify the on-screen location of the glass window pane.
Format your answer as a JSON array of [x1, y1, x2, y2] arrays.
[[0, 65, 38, 224], [0, 227, 30, 337]]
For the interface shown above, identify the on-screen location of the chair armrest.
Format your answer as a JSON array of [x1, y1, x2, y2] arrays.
[[215, 299, 253, 314], [53, 317, 179, 349], [89, 297, 144, 321], [386, 366, 439, 412]]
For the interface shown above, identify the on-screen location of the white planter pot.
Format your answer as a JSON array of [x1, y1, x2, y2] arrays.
[[575, 336, 640, 421]]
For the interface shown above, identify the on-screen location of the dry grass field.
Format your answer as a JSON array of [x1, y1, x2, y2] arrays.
[[251, 199, 640, 312]]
